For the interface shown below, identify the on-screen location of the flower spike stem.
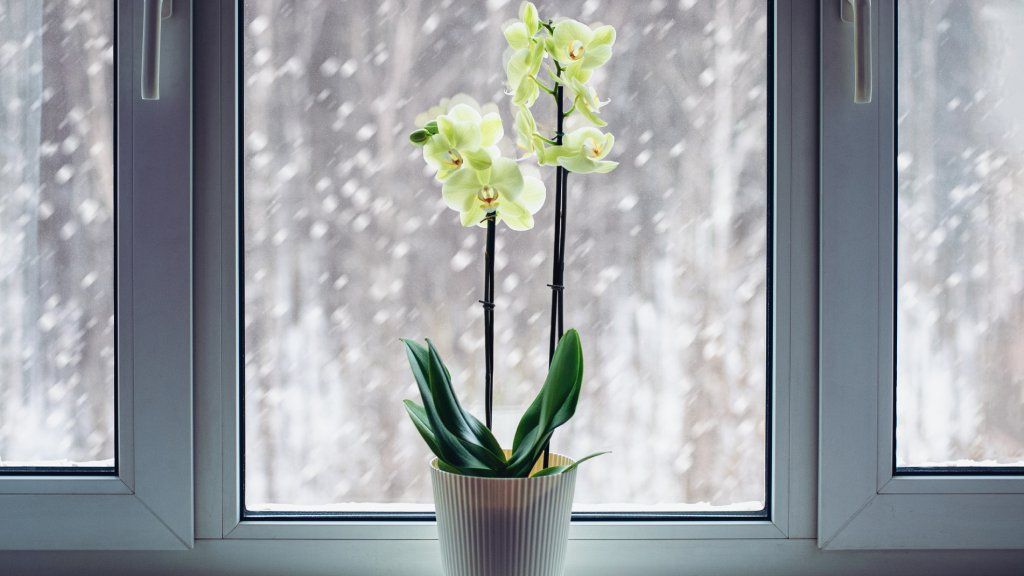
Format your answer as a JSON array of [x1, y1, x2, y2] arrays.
[[481, 212, 497, 430], [545, 71, 570, 467]]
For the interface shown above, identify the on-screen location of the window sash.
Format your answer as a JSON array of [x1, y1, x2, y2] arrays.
[[236, 0, 772, 523], [191, 0, 814, 542], [818, 0, 1024, 550], [0, 0, 194, 550]]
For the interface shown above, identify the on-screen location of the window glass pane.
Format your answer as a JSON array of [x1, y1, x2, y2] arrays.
[[897, 1, 1024, 468], [243, 0, 769, 511], [0, 1, 116, 468]]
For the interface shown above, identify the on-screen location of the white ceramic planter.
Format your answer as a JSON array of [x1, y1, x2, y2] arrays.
[[430, 453, 577, 576]]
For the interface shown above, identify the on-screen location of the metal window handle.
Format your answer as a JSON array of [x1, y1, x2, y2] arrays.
[[141, 0, 172, 100], [841, 0, 872, 104]]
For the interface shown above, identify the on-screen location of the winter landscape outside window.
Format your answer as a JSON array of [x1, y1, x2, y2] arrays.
[[241, 0, 771, 513], [895, 0, 1024, 470], [0, 1, 116, 470]]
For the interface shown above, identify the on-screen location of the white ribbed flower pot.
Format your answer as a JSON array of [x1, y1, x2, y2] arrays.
[[430, 453, 577, 576]]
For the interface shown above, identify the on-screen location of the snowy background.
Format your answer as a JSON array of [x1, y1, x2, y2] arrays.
[[895, 1, 1024, 468], [241, 0, 769, 511], [0, 0, 115, 467], [0, 0, 1021, 510]]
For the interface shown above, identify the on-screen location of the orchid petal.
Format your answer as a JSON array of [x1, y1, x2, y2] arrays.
[[460, 202, 487, 228], [518, 176, 546, 214], [500, 200, 535, 231], [442, 168, 481, 211], [489, 157, 525, 196], [519, 1, 540, 35], [503, 21, 530, 50], [480, 113, 504, 148]]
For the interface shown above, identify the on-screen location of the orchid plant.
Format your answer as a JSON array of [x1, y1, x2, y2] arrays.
[[403, 2, 617, 478]]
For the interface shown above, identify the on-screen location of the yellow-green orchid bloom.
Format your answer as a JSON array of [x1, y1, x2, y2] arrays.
[[503, 3, 547, 108], [414, 94, 498, 127], [520, 2, 540, 36], [514, 106, 562, 165], [503, 2, 542, 49], [422, 103, 503, 181], [514, 106, 539, 155], [505, 41, 545, 108], [441, 156, 545, 231], [503, 175, 546, 230], [504, 22, 531, 51], [550, 20, 615, 77], [550, 127, 618, 174], [565, 74, 609, 127]]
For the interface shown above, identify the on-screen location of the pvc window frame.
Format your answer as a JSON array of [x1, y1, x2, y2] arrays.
[[818, 0, 1024, 550], [3, 1, 1024, 570], [191, 0, 818, 549], [0, 0, 194, 550]]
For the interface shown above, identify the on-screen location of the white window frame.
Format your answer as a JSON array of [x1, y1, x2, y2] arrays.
[[0, 0, 193, 550], [4, 0, 1024, 572], [191, 0, 814, 552], [819, 0, 1024, 550]]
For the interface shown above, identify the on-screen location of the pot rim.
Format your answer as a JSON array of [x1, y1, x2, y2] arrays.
[[429, 451, 576, 481]]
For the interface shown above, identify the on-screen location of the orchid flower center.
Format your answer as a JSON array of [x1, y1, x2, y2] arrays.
[[446, 149, 464, 169], [567, 40, 585, 61], [477, 185, 500, 206], [584, 138, 602, 158]]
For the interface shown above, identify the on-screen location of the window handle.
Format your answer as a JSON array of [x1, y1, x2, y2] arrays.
[[141, 0, 172, 100], [841, 0, 872, 103]]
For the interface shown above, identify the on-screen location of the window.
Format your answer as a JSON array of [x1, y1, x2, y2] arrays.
[[895, 0, 1024, 471], [239, 0, 770, 516], [820, 0, 1024, 550], [0, 0, 193, 550], [3, 0, 1022, 571], [0, 0, 116, 472]]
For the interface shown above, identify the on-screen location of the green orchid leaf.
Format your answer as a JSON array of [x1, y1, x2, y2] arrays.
[[436, 460, 463, 474], [405, 331, 598, 479], [425, 340, 507, 465], [405, 399, 507, 477], [452, 434, 507, 472], [547, 337, 584, 429], [512, 392, 542, 453], [511, 392, 548, 463], [509, 329, 584, 475], [403, 400, 443, 459], [464, 411, 505, 463], [402, 340, 485, 470], [506, 427, 554, 477], [530, 451, 610, 477], [424, 120, 439, 135], [422, 340, 501, 462], [539, 329, 583, 427], [403, 339, 506, 471], [437, 460, 504, 478], [529, 466, 563, 478]]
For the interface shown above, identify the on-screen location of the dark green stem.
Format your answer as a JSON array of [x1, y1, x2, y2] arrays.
[[482, 213, 496, 430], [545, 63, 569, 467]]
